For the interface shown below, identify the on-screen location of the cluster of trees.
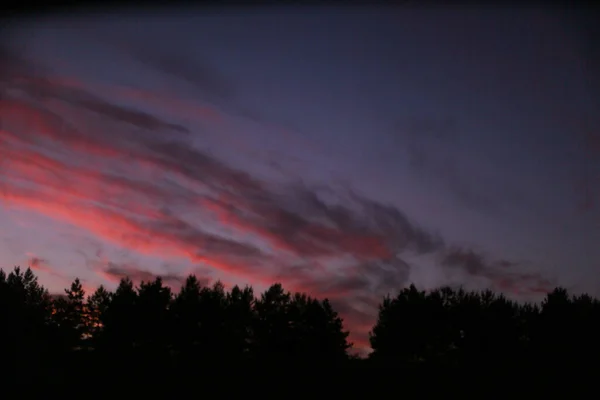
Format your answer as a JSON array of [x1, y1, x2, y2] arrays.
[[3, 266, 600, 385], [370, 285, 600, 374], [1, 266, 351, 383]]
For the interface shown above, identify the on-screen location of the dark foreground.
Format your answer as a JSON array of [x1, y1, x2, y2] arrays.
[[3, 266, 600, 392]]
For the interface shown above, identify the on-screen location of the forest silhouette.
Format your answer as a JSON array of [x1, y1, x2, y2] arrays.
[[2, 265, 600, 387]]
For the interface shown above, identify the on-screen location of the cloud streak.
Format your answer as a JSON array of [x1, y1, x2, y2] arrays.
[[27, 255, 52, 273], [440, 247, 553, 296], [133, 46, 237, 103], [0, 44, 552, 353], [100, 261, 212, 289]]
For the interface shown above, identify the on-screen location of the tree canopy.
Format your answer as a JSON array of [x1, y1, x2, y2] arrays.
[[3, 266, 600, 387]]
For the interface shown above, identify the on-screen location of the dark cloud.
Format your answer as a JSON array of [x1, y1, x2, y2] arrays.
[[441, 247, 554, 295], [395, 116, 499, 213], [145, 209, 269, 270], [404, 115, 459, 143], [27, 255, 67, 280], [70, 97, 189, 133], [303, 257, 412, 301], [103, 262, 211, 288], [12, 77, 189, 134], [28, 256, 50, 271], [116, 38, 299, 137], [442, 248, 487, 276], [394, 115, 539, 216], [497, 259, 519, 269], [140, 139, 263, 194], [0, 46, 189, 135], [0, 43, 47, 81], [130, 45, 236, 102]]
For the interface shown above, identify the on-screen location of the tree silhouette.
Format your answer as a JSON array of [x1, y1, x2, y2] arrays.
[[53, 278, 89, 352], [0, 267, 54, 381], [133, 277, 173, 377], [288, 294, 351, 364], [87, 284, 112, 343], [197, 281, 228, 364], [6, 264, 600, 386], [254, 283, 351, 365], [223, 284, 255, 363], [136, 277, 172, 348], [101, 277, 138, 356], [253, 283, 294, 362], [369, 284, 449, 366], [368, 283, 600, 377], [171, 274, 204, 369]]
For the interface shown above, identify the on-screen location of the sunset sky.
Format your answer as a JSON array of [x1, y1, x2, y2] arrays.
[[1, 6, 599, 353]]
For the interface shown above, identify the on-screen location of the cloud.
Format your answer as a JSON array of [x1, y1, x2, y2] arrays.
[[25, 253, 71, 282], [0, 45, 553, 354], [440, 247, 553, 295], [394, 115, 547, 218], [100, 262, 211, 289], [114, 36, 307, 145], [3, 76, 190, 135], [134, 49, 236, 102], [27, 255, 52, 273], [393, 116, 501, 214], [107, 37, 237, 105]]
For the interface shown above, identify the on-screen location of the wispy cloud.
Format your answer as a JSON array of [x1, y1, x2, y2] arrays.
[[392, 115, 547, 218], [440, 247, 553, 295], [27, 254, 52, 273], [133, 46, 237, 103], [25, 253, 69, 282], [0, 44, 552, 353], [100, 261, 211, 288]]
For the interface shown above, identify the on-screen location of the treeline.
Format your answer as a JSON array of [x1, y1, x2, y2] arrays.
[[3, 266, 600, 386], [1, 266, 351, 384]]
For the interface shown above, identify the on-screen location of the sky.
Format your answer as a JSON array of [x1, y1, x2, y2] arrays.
[[1, 6, 600, 354]]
